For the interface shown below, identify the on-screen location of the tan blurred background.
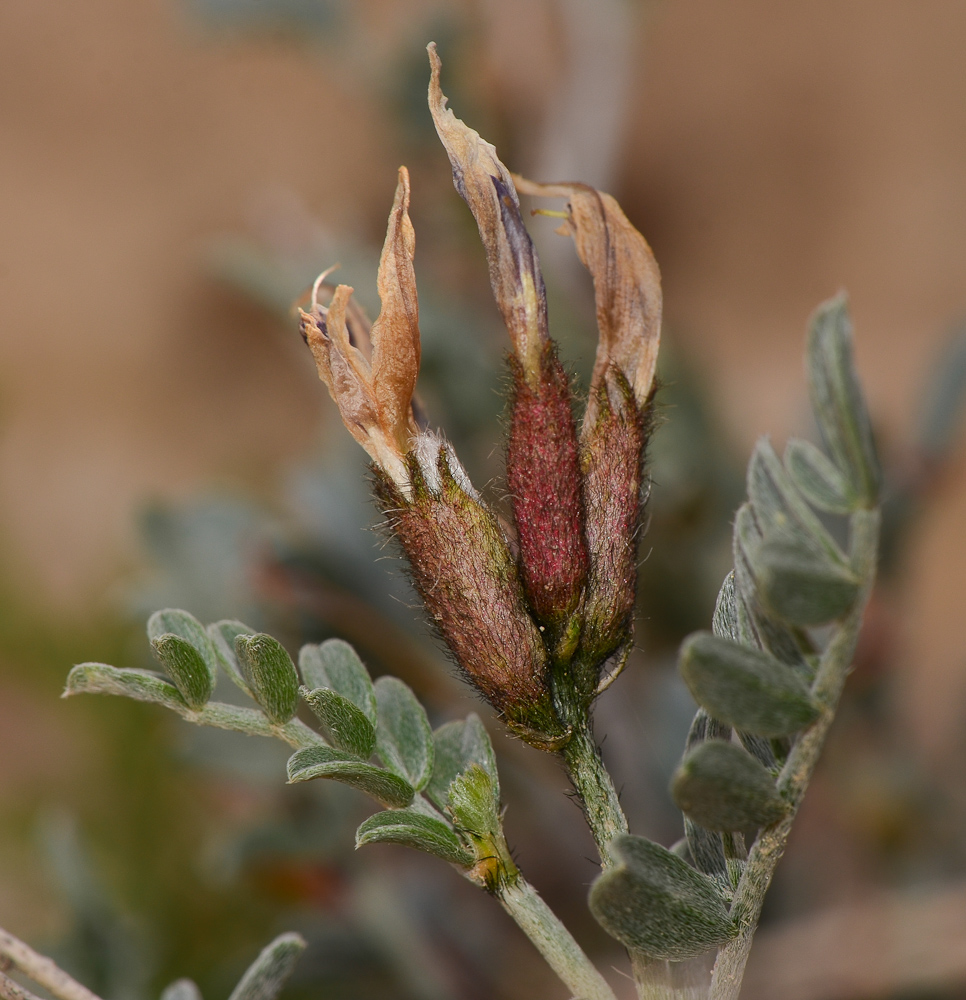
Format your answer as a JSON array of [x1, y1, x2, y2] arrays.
[[3, 1, 966, 997]]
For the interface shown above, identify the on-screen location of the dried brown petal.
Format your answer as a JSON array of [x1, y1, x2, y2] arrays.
[[370, 166, 421, 455], [299, 167, 421, 488], [513, 177, 662, 429], [427, 43, 547, 382]]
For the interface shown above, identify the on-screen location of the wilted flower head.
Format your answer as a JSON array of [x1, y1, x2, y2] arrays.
[[299, 166, 420, 492], [300, 45, 663, 746]]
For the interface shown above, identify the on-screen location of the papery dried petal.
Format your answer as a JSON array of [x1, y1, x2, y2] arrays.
[[300, 168, 421, 488], [370, 166, 421, 455], [513, 177, 662, 430], [428, 43, 548, 382]]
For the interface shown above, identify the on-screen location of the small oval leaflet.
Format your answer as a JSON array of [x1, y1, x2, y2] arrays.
[[671, 739, 787, 832], [151, 634, 212, 709], [589, 835, 735, 960], [807, 294, 881, 508], [356, 809, 473, 868], [235, 634, 300, 725], [784, 437, 857, 515], [425, 714, 499, 812], [287, 745, 414, 809], [147, 609, 219, 689], [207, 619, 258, 695], [374, 676, 434, 791], [679, 631, 820, 737], [299, 639, 376, 724], [65, 663, 186, 710], [755, 533, 860, 626], [302, 686, 376, 759], [227, 932, 306, 1000]]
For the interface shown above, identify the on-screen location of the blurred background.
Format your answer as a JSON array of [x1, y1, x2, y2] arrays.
[[3, 1, 966, 997]]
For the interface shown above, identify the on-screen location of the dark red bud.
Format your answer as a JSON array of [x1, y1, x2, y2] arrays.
[[506, 341, 589, 644]]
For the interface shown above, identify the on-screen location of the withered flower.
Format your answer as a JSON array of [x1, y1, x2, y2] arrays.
[[301, 45, 663, 745], [515, 178, 662, 681], [300, 144, 564, 746], [429, 44, 588, 648], [300, 166, 420, 492]]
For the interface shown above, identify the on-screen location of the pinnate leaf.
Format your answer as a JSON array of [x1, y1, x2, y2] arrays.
[[425, 714, 498, 811], [374, 676, 434, 790], [301, 686, 376, 759], [287, 745, 414, 808], [151, 634, 212, 709], [356, 809, 473, 867], [227, 933, 305, 1000], [679, 632, 820, 737], [298, 639, 376, 723], [589, 834, 735, 960], [235, 634, 300, 725], [671, 739, 786, 832]]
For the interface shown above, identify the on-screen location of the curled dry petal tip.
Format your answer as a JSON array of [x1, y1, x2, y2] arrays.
[[299, 166, 421, 491], [427, 43, 548, 382], [513, 175, 662, 429]]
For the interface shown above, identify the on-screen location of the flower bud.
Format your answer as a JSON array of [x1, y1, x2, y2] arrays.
[[506, 341, 588, 647], [375, 434, 569, 748]]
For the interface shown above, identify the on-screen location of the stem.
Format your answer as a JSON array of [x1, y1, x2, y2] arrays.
[[708, 509, 880, 1000], [0, 928, 104, 1000], [178, 703, 325, 749], [560, 723, 628, 863], [497, 878, 618, 1000], [0, 973, 44, 1000]]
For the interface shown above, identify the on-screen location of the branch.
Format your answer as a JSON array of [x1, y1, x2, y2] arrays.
[[0, 928, 104, 1000], [708, 509, 880, 1000]]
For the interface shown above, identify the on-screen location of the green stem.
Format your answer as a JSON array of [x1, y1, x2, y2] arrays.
[[497, 878, 618, 1000], [708, 509, 880, 1000], [560, 723, 628, 863], [178, 702, 325, 749]]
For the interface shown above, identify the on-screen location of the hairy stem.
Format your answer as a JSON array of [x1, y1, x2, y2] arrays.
[[561, 723, 628, 862], [708, 509, 880, 1000], [497, 878, 618, 1000], [0, 928, 104, 1000]]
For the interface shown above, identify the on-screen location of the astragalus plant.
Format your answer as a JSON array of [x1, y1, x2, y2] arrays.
[[60, 44, 881, 1000]]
